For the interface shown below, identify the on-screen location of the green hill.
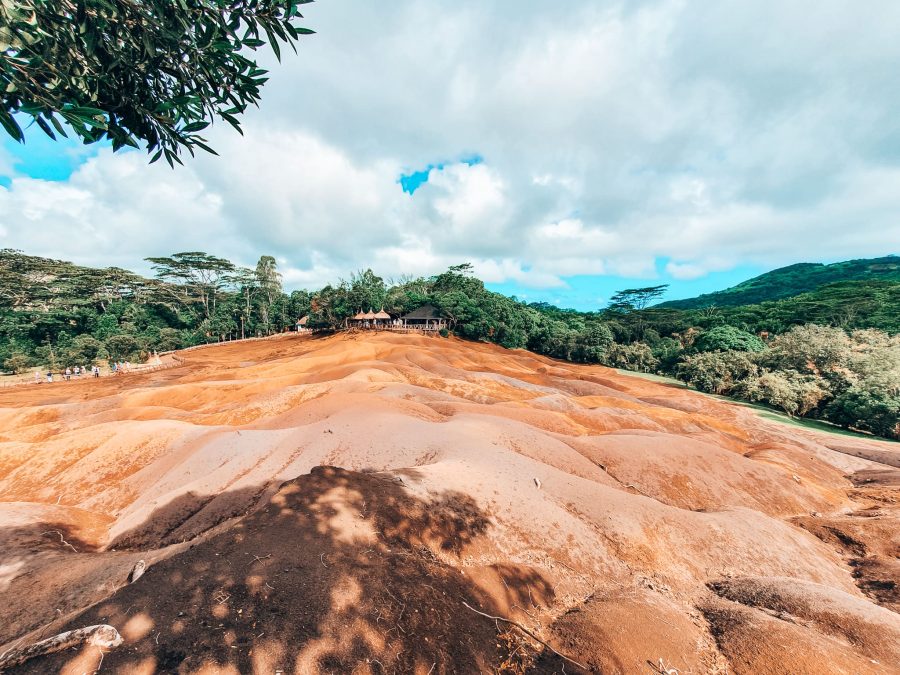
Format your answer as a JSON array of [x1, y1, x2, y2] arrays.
[[712, 279, 900, 334], [659, 255, 900, 309]]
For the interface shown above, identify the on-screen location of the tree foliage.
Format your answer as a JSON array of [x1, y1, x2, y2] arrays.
[[0, 0, 314, 164], [694, 325, 765, 353], [607, 285, 669, 312]]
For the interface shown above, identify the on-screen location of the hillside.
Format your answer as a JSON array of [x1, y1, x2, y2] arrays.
[[659, 255, 900, 309], [1, 333, 898, 673]]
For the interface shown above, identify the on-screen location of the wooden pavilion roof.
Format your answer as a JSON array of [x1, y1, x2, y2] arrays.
[[400, 304, 442, 320]]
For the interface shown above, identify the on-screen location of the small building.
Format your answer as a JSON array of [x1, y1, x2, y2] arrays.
[[349, 309, 392, 328], [399, 304, 447, 331], [295, 316, 309, 332]]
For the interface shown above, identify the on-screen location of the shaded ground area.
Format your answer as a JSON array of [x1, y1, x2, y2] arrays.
[[1, 332, 898, 673], [7, 467, 569, 674]]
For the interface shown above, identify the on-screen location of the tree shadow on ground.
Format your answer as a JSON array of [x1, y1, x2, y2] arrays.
[[5, 466, 576, 674], [0, 520, 102, 644]]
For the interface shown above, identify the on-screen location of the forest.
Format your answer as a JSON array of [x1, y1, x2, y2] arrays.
[[2, 249, 898, 439]]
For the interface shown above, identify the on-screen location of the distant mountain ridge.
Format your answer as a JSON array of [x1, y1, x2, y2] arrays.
[[658, 255, 900, 309]]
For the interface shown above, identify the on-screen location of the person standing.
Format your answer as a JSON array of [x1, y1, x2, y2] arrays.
[[46, 371, 53, 383]]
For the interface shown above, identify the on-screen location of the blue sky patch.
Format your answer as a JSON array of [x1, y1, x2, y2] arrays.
[[399, 154, 483, 194], [485, 261, 765, 312], [1, 115, 104, 182]]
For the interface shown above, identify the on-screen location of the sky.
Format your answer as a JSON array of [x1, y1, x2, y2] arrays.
[[2, 0, 899, 311]]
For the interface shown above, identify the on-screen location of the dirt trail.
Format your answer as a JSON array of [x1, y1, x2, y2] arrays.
[[0, 332, 897, 674]]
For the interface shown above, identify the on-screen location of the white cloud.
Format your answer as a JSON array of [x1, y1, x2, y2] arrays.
[[2, 0, 900, 289]]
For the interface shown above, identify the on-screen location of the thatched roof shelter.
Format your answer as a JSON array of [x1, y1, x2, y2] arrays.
[[400, 304, 441, 322], [374, 309, 391, 320]]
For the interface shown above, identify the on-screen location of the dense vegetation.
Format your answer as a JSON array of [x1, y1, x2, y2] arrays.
[[2, 250, 897, 439], [1, 1, 313, 163], [659, 255, 900, 309]]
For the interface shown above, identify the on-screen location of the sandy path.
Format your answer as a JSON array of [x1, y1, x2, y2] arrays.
[[0, 332, 897, 673]]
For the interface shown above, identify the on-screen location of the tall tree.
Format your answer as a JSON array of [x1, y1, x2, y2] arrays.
[[606, 285, 669, 312], [347, 269, 386, 314], [0, 0, 314, 164], [146, 252, 236, 319], [605, 285, 669, 340], [230, 267, 258, 340], [255, 255, 282, 334]]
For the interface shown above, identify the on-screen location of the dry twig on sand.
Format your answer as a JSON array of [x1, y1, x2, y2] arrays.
[[649, 658, 680, 675], [249, 554, 272, 567], [0, 625, 122, 669], [460, 601, 587, 671], [42, 530, 78, 553]]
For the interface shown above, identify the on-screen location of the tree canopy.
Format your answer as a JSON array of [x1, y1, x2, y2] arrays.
[[607, 285, 669, 313], [0, 0, 314, 165]]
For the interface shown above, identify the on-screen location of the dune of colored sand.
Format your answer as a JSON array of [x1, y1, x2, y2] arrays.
[[0, 332, 898, 673]]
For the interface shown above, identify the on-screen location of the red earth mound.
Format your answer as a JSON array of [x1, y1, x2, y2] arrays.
[[0, 332, 898, 673]]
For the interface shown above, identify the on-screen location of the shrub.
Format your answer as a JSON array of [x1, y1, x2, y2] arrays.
[[105, 334, 143, 360], [64, 335, 108, 365], [156, 327, 185, 352], [572, 323, 615, 363], [764, 324, 851, 373], [694, 325, 765, 353], [651, 337, 684, 371], [675, 351, 759, 395], [735, 370, 830, 417], [3, 352, 31, 374], [602, 342, 659, 373], [826, 388, 900, 439]]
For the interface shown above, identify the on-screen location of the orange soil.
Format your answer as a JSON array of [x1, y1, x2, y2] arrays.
[[0, 332, 898, 674]]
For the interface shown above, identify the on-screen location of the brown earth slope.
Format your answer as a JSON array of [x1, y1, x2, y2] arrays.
[[0, 332, 898, 674]]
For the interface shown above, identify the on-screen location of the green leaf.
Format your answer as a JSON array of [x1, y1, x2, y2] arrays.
[[192, 139, 219, 156], [182, 121, 210, 132], [0, 109, 25, 142], [263, 25, 281, 61], [48, 114, 69, 138], [34, 115, 57, 140]]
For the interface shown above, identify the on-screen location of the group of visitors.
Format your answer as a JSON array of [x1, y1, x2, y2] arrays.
[[26, 352, 161, 385], [34, 363, 107, 384]]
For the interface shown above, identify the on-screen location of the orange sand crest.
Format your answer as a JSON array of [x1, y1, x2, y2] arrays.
[[0, 332, 898, 673]]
